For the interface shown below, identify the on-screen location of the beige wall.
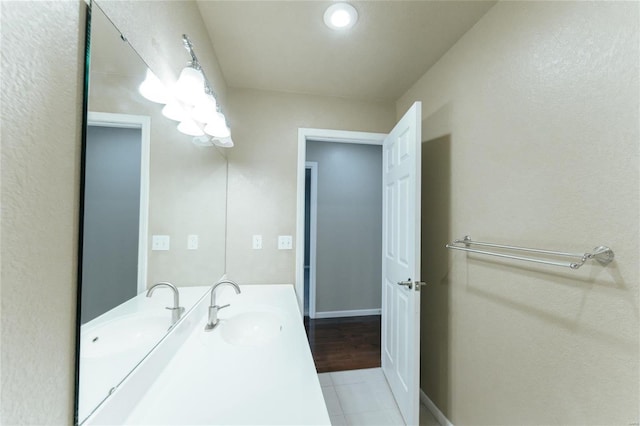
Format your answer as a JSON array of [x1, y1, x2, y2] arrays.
[[1, 1, 85, 424], [399, 2, 640, 424], [88, 12, 227, 289], [225, 88, 395, 285]]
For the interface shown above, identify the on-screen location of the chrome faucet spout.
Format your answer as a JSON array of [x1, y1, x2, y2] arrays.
[[146, 281, 185, 325], [205, 279, 241, 331]]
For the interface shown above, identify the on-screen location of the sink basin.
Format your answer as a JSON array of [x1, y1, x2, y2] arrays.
[[81, 313, 172, 358], [221, 311, 284, 347]]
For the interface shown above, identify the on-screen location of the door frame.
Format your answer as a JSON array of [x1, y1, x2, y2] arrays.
[[87, 111, 151, 295], [304, 161, 318, 318], [295, 128, 386, 316]]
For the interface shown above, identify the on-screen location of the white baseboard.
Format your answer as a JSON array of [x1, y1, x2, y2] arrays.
[[313, 308, 381, 319], [420, 389, 453, 426]]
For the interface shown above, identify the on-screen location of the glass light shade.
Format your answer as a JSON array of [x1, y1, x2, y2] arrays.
[[177, 119, 204, 136], [213, 136, 234, 148], [204, 112, 230, 138], [138, 69, 169, 104], [191, 94, 218, 123], [192, 135, 215, 146], [175, 66, 205, 105], [162, 100, 188, 122]]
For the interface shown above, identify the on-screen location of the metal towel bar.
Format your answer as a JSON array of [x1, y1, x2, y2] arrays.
[[445, 236, 614, 270]]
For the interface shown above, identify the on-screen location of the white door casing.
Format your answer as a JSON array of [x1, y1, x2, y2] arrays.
[[305, 161, 318, 318], [381, 102, 422, 425]]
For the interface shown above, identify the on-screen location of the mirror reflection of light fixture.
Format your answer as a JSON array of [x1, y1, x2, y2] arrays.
[[138, 69, 169, 104], [204, 112, 230, 138], [213, 136, 234, 148], [175, 64, 205, 105], [177, 118, 205, 136], [191, 135, 234, 148], [324, 3, 358, 30], [162, 99, 189, 122], [137, 35, 233, 146], [191, 91, 218, 123], [192, 135, 215, 146]]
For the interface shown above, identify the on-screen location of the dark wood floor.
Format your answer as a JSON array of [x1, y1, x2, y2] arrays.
[[304, 315, 381, 373]]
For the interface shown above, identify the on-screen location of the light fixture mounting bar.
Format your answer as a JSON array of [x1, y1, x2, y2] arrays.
[[181, 34, 216, 99], [182, 34, 200, 68]]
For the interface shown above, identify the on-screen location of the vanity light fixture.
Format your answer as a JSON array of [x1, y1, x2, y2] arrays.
[[324, 2, 358, 30], [177, 118, 205, 137], [191, 90, 218, 123], [213, 136, 234, 148], [137, 35, 234, 147], [138, 69, 170, 104], [203, 111, 230, 139], [175, 63, 205, 106], [162, 99, 189, 122]]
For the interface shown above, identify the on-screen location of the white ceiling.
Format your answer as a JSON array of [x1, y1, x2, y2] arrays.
[[196, 1, 496, 102]]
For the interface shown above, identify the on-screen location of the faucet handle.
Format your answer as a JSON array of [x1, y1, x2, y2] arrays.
[[205, 304, 231, 332]]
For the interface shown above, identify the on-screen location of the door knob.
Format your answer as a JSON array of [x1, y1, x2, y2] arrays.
[[397, 279, 413, 290], [397, 279, 427, 291]]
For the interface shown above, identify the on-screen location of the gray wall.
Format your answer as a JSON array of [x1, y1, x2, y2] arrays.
[[81, 125, 141, 323], [306, 141, 382, 313]]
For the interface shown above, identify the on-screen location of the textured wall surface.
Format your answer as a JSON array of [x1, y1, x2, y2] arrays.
[[96, 0, 228, 107], [1, 1, 85, 424], [225, 88, 395, 285], [398, 2, 640, 424], [306, 141, 382, 313]]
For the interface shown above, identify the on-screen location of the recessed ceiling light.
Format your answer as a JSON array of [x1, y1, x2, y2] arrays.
[[324, 3, 358, 30]]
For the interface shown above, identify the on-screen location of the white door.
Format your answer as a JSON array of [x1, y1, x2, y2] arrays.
[[381, 101, 422, 425]]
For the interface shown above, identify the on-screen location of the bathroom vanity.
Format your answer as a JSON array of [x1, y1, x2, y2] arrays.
[[84, 284, 330, 425], [78, 5, 328, 424], [79, 286, 209, 421]]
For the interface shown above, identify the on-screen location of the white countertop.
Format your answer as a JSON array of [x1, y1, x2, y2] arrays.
[[79, 286, 210, 423], [124, 284, 330, 425]]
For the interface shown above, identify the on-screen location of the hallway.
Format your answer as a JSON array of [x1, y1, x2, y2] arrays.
[[305, 315, 380, 373]]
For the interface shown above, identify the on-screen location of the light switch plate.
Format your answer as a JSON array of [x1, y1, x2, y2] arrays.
[[152, 235, 170, 251], [278, 235, 293, 250], [187, 235, 199, 250], [252, 235, 263, 250]]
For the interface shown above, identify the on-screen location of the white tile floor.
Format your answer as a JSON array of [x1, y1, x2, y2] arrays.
[[318, 368, 440, 426]]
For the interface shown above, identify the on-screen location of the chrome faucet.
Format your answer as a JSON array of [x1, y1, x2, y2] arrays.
[[146, 282, 185, 325], [205, 279, 241, 331]]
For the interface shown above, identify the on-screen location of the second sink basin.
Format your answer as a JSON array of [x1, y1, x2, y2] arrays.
[[81, 313, 172, 358], [221, 311, 284, 347]]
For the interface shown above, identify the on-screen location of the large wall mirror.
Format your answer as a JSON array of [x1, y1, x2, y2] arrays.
[[76, 3, 228, 423]]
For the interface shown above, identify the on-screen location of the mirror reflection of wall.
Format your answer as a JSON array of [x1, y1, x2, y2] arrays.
[[77, 3, 228, 422]]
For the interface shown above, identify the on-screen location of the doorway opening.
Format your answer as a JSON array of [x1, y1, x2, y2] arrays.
[[297, 102, 422, 424], [81, 112, 150, 324], [296, 128, 386, 372]]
